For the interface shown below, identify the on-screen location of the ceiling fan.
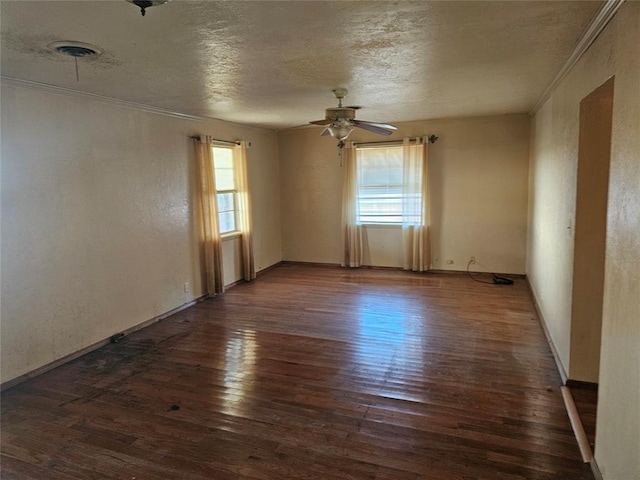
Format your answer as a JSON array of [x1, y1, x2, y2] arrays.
[[310, 88, 397, 148]]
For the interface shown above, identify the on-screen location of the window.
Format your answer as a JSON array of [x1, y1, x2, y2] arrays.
[[212, 146, 237, 234], [356, 145, 405, 224]]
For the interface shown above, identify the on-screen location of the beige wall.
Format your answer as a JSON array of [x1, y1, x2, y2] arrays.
[[527, 21, 615, 376], [0, 83, 283, 384], [528, 3, 639, 479], [278, 115, 530, 274]]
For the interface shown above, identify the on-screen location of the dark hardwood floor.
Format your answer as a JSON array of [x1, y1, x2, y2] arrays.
[[1, 264, 593, 479]]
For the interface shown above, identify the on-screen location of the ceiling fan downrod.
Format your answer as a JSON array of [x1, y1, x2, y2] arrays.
[[126, 0, 170, 16]]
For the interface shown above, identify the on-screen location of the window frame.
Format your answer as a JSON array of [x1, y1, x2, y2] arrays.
[[212, 145, 239, 236]]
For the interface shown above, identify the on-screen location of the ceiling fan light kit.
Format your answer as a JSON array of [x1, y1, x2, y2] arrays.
[[126, 0, 170, 16], [310, 88, 397, 147], [326, 118, 354, 141]]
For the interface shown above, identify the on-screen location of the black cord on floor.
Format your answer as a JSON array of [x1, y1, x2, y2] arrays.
[[466, 260, 495, 284]]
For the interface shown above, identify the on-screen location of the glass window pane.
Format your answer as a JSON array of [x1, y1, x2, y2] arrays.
[[216, 192, 236, 233], [212, 147, 235, 191], [215, 169, 235, 191], [213, 147, 233, 168], [217, 192, 235, 212], [218, 210, 236, 234]]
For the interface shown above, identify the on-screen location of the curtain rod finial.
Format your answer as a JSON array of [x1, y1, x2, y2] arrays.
[[428, 135, 438, 144]]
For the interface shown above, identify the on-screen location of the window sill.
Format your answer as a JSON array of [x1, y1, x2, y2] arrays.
[[221, 232, 242, 241], [360, 223, 402, 229]]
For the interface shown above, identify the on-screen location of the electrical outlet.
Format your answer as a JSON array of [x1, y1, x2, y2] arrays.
[[446, 260, 454, 264], [184, 282, 190, 293], [470, 256, 476, 264]]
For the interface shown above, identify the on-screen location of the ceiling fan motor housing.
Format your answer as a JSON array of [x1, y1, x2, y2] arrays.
[[325, 107, 356, 122]]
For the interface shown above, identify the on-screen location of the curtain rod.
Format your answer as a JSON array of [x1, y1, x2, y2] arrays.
[[354, 135, 439, 147], [189, 135, 241, 146]]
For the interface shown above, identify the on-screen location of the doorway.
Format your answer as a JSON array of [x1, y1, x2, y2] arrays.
[[568, 76, 615, 454]]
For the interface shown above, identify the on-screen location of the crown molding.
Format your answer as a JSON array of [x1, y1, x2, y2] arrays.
[[1, 76, 211, 121], [529, 0, 626, 115], [0, 76, 272, 133], [0, 75, 275, 131]]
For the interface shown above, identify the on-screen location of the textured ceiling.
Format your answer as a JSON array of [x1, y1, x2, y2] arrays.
[[1, 1, 602, 130]]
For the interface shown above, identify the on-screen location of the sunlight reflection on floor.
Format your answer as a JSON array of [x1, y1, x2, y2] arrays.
[[222, 329, 257, 417]]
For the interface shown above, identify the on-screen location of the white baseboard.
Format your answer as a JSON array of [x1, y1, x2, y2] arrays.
[[525, 277, 568, 384]]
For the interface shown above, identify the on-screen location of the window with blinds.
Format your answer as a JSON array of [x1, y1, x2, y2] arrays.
[[356, 145, 404, 224]]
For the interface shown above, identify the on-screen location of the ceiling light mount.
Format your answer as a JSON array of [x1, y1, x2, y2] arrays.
[[126, 0, 170, 16], [332, 88, 349, 107]]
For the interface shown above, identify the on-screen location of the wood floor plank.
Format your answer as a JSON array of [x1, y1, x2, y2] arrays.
[[1, 264, 593, 479]]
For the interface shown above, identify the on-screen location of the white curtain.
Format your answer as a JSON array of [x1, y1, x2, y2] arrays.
[[194, 135, 225, 295], [402, 137, 431, 271], [234, 141, 256, 281], [341, 141, 363, 267]]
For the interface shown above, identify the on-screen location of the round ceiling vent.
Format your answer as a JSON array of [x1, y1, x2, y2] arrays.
[[48, 41, 103, 58]]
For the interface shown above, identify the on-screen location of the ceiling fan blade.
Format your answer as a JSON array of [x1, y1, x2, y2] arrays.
[[353, 120, 398, 131], [352, 120, 396, 136], [310, 119, 332, 125], [321, 128, 331, 136]]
